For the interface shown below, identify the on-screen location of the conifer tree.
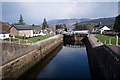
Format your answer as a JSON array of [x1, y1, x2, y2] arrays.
[[114, 15, 120, 32], [18, 14, 25, 25], [42, 18, 48, 29]]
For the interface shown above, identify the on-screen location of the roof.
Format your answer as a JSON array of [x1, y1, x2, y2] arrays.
[[101, 26, 111, 30], [0, 22, 11, 33], [14, 25, 33, 30], [0, 30, 9, 34]]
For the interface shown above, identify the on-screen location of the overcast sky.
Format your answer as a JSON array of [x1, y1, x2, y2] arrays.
[[1, 0, 119, 24], [1, 0, 120, 2]]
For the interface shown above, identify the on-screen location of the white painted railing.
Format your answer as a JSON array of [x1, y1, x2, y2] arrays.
[[104, 35, 119, 46]]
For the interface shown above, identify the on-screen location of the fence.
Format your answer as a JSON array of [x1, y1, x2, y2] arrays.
[[104, 35, 119, 46]]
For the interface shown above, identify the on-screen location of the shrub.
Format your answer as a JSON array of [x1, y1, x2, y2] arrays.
[[15, 36, 25, 39]]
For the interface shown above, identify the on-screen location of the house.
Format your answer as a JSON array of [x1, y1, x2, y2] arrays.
[[49, 24, 56, 34], [100, 26, 111, 34], [0, 30, 10, 39], [32, 25, 48, 36], [10, 25, 33, 37], [39, 30, 46, 35], [33, 25, 42, 36], [92, 27, 99, 33], [46, 28, 54, 34], [33, 30, 46, 36], [0, 22, 11, 39]]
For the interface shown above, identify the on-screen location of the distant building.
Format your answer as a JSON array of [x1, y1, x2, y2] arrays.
[[0, 30, 10, 39], [10, 25, 33, 37], [100, 26, 111, 34], [0, 22, 11, 39], [33, 30, 46, 36], [92, 28, 99, 33], [46, 28, 54, 34], [49, 24, 56, 33]]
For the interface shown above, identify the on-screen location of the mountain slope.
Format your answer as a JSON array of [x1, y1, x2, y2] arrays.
[[48, 18, 91, 25], [81, 17, 115, 25]]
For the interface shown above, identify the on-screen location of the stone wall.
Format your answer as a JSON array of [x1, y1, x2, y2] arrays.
[[0, 35, 63, 80], [85, 34, 120, 80], [1, 42, 36, 65]]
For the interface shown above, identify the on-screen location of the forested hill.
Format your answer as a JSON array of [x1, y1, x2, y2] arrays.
[[48, 18, 91, 25], [81, 17, 115, 26]]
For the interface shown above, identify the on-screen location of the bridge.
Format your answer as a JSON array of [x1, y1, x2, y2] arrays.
[[63, 30, 89, 35], [63, 30, 89, 42]]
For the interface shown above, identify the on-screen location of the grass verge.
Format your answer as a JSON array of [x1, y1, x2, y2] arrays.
[[95, 35, 120, 44]]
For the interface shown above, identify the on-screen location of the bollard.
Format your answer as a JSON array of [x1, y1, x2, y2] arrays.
[[26, 40, 28, 45], [9, 37, 11, 43], [19, 39, 20, 44], [116, 35, 118, 46], [104, 40, 106, 44], [109, 39, 111, 45]]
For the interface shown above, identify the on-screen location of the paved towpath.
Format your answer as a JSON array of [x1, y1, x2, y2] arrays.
[[106, 45, 120, 56]]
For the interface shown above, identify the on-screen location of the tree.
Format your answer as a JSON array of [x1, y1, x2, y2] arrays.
[[73, 22, 96, 32], [18, 14, 25, 25], [113, 15, 120, 32], [42, 18, 48, 29], [74, 22, 80, 30], [32, 24, 35, 30], [63, 24, 67, 32], [55, 24, 67, 31]]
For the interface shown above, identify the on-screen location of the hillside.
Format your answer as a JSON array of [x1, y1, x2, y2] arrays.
[[48, 18, 91, 25], [81, 17, 115, 26]]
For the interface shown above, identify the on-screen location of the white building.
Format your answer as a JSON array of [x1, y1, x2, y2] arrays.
[[0, 30, 9, 39], [33, 30, 46, 36], [100, 26, 111, 34]]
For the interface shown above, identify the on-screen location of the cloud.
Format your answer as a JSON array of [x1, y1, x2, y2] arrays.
[[3, 2, 77, 24], [21, 2, 76, 20], [2, 0, 120, 2], [2, 2, 118, 24], [71, 2, 98, 18], [118, 1, 120, 15], [0, 2, 2, 21]]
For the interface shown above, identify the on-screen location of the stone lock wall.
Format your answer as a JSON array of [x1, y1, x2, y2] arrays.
[[0, 35, 63, 80], [85, 34, 120, 80]]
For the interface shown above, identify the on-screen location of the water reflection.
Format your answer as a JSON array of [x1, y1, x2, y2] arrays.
[[17, 44, 63, 80], [64, 40, 85, 48], [18, 41, 91, 80], [37, 42, 91, 79]]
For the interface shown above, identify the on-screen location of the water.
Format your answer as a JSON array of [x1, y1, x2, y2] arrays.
[[18, 43, 91, 80]]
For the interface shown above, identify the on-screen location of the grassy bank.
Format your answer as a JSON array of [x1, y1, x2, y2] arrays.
[[26, 35, 51, 43], [95, 35, 120, 44], [4, 35, 52, 44]]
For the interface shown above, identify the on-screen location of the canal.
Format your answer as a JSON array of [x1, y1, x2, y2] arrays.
[[18, 42, 91, 80]]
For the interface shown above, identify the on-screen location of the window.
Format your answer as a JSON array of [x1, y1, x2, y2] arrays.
[[3, 34, 5, 37]]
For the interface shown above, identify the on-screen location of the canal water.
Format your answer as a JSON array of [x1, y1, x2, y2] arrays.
[[18, 42, 91, 80]]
